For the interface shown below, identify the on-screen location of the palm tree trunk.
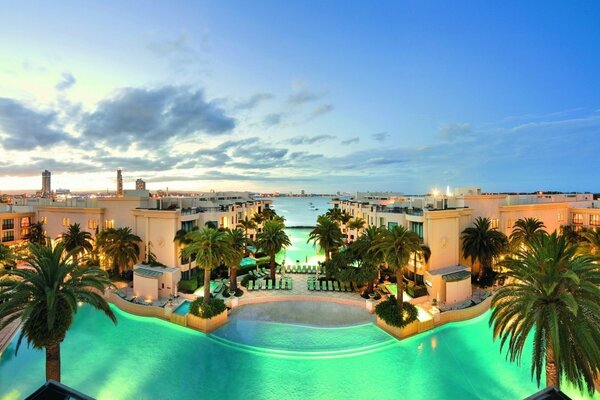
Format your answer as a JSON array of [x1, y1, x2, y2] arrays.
[[203, 268, 211, 304], [46, 343, 61, 382], [413, 255, 418, 284], [270, 255, 276, 281], [367, 279, 374, 294], [396, 269, 404, 315], [230, 267, 238, 292], [545, 343, 559, 389]]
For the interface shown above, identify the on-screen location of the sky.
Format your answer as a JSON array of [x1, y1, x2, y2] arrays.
[[0, 1, 599, 194]]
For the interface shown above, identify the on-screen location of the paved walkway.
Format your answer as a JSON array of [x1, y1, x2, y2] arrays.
[[0, 319, 20, 354]]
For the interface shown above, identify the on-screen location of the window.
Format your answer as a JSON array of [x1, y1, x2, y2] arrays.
[[387, 222, 398, 230], [591, 215, 600, 226], [557, 213, 564, 223], [105, 220, 114, 229], [491, 218, 499, 229], [506, 218, 514, 228], [40, 216, 47, 224], [2, 219, 14, 230], [20, 217, 30, 228], [379, 217, 385, 227], [21, 228, 29, 237], [88, 219, 98, 230], [2, 231, 14, 242], [410, 222, 423, 239], [572, 213, 583, 225], [62, 217, 70, 227]]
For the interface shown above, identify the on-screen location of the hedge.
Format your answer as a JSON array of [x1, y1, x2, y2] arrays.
[[178, 278, 199, 293], [406, 283, 428, 298], [189, 297, 227, 319], [375, 297, 418, 328]]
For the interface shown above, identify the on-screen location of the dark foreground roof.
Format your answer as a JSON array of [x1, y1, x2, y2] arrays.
[[524, 386, 572, 400], [25, 380, 95, 400]]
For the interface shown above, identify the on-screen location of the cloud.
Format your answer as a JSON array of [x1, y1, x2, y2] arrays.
[[0, 98, 76, 150], [235, 93, 274, 110], [55, 72, 76, 91], [309, 104, 333, 119], [146, 33, 197, 57], [372, 132, 389, 142], [262, 113, 284, 127], [287, 89, 324, 106], [341, 137, 359, 145], [288, 134, 336, 145], [79, 86, 235, 149], [438, 122, 471, 140]]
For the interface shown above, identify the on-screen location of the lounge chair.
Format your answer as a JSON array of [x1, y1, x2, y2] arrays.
[[275, 279, 280, 290], [308, 281, 315, 291], [333, 281, 340, 291], [260, 267, 268, 275], [213, 282, 223, 294], [340, 282, 346, 291], [286, 265, 292, 273], [268, 280, 273, 290], [248, 280, 254, 291], [328, 281, 333, 291], [276, 265, 282, 274], [315, 281, 321, 291]]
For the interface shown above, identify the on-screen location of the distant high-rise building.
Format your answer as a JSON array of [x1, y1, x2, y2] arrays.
[[301, 189, 305, 195], [117, 169, 123, 197], [41, 170, 51, 198], [136, 178, 146, 190]]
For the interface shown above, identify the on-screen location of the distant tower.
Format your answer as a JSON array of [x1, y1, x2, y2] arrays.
[[136, 178, 146, 190], [41, 170, 51, 198], [117, 169, 123, 197]]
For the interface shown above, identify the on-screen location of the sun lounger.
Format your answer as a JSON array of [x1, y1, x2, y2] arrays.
[[286, 265, 291, 273], [213, 282, 223, 294], [333, 281, 340, 291], [339, 282, 346, 291], [285, 278, 292, 290], [254, 280, 261, 290], [276, 265, 282, 274], [328, 281, 333, 291], [308, 281, 315, 290], [275, 279, 280, 290], [267, 280, 273, 290], [315, 281, 321, 291], [248, 280, 254, 291]]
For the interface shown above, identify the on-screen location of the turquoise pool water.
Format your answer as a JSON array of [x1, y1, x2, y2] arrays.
[[280, 228, 325, 266], [173, 300, 191, 316], [3, 302, 592, 400]]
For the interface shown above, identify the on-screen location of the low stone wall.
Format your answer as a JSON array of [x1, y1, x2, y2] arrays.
[[235, 294, 368, 311], [376, 317, 419, 339], [437, 295, 493, 326], [169, 313, 187, 327], [187, 311, 228, 333], [108, 292, 167, 320]]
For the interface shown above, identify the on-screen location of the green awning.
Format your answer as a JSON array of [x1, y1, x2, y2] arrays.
[[442, 271, 471, 282], [134, 268, 163, 278]]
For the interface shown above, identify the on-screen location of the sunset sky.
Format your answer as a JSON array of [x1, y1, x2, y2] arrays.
[[1, 1, 599, 193]]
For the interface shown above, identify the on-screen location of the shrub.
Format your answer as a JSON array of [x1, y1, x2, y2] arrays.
[[375, 297, 418, 328], [190, 297, 227, 319], [178, 278, 199, 293], [406, 283, 428, 298], [240, 275, 256, 288], [234, 288, 243, 297]]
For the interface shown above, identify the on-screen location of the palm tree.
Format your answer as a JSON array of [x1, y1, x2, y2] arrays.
[[237, 216, 257, 241], [261, 207, 277, 221], [352, 225, 384, 294], [0, 244, 15, 270], [509, 217, 546, 250], [182, 228, 236, 303], [97, 227, 141, 275], [580, 227, 600, 256], [461, 217, 508, 281], [372, 225, 420, 315], [0, 242, 117, 382], [25, 221, 46, 245], [325, 207, 343, 222], [251, 212, 264, 228], [308, 215, 345, 261], [174, 227, 197, 280], [490, 232, 600, 394], [256, 220, 291, 281], [348, 217, 366, 240], [226, 228, 246, 293], [57, 223, 94, 262], [412, 244, 431, 285]]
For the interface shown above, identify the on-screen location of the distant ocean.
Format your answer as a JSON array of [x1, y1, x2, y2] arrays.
[[269, 196, 333, 227]]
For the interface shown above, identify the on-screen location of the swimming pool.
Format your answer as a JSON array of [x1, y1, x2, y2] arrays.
[[0, 303, 593, 400], [173, 300, 191, 316]]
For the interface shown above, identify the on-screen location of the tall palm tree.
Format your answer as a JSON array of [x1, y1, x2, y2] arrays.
[[174, 227, 197, 280], [348, 217, 366, 240], [490, 232, 600, 394], [461, 217, 508, 280], [0, 242, 117, 382], [25, 221, 46, 245], [412, 244, 431, 284], [182, 228, 236, 303], [0, 243, 15, 270], [237, 216, 257, 241], [261, 207, 277, 221], [256, 220, 291, 281], [251, 212, 264, 228], [352, 225, 384, 294], [325, 207, 343, 223], [57, 223, 94, 262], [226, 228, 246, 293], [98, 227, 141, 275], [580, 227, 600, 256], [308, 215, 345, 261], [372, 225, 420, 315], [509, 217, 546, 250], [560, 225, 583, 245]]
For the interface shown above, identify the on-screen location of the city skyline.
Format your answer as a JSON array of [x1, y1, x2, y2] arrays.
[[1, 2, 600, 193]]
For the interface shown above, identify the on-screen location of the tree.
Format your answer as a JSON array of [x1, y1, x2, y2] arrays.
[[580, 227, 600, 256], [57, 223, 94, 262], [251, 212, 264, 228], [509, 217, 546, 250], [325, 208, 343, 222], [182, 228, 236, 303], [412, 244, 431, 284], [226, 228, 246, 293], [25, 221, 46, 245], [237, 216, 257, 241], [97, 227, 141, 275], [461, 217, 508, 281], [308, 215, 345, 261], [256, 220, 291, 281], [0, 242, 116, 382], [490, 232, 600, 395], [347, 217, 366, 240], [352, 225, 384, 294], [560, 225, 583, 245], [372, 225, 420, 316], [174, 227, 197, 280], [0, 244, 15, 270]]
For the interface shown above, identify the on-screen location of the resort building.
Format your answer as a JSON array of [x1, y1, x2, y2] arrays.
[[0, 205, 35, 246], [132, 263, 181, 302]]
